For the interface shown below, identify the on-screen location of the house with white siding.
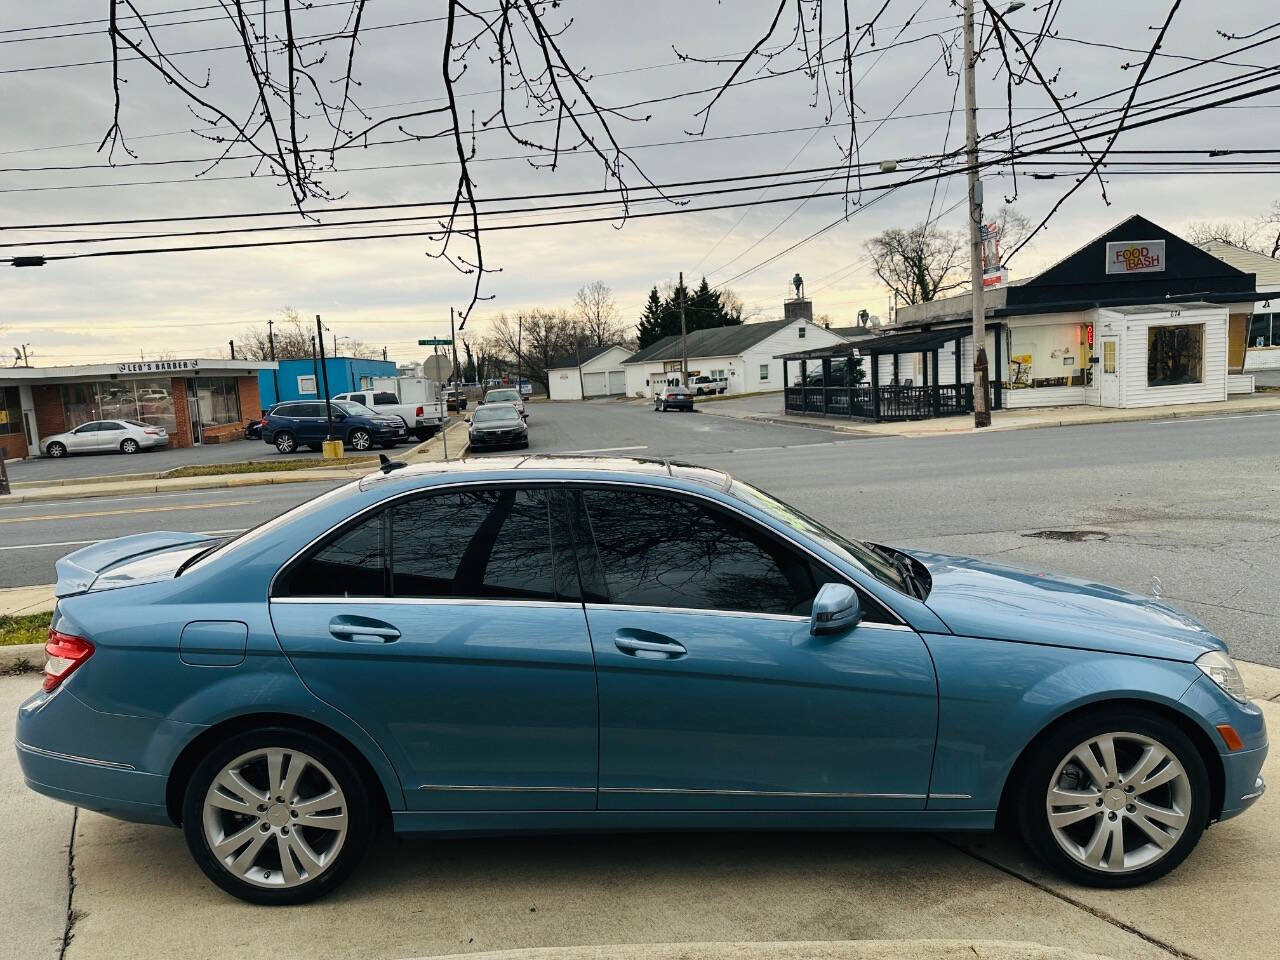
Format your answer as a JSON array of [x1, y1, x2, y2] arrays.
[[777, 215, 1273, 422], [623, 318, 847, 398], [546, 344, 632, 400]]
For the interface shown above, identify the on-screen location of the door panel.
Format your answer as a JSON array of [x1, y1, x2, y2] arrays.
[[574, 486, 938, 811], [587, 606, 937, 810], [270, 598, 598, 810], [269, 484, 598, 811]]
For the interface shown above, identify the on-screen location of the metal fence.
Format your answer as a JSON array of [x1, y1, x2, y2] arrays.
[[785, 383, 972, 421]]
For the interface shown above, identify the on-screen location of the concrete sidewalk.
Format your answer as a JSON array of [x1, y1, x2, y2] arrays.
[[414, 942, 1119, 960], [0, 419, 471, 506], [700, 393, 1280, 438]]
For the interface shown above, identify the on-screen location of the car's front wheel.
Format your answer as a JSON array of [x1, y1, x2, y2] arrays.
[[1015, 709, 1210, 888], [348, 429, 372, 451], [46, 441, 67, 458], [182, 728, 374, 905]]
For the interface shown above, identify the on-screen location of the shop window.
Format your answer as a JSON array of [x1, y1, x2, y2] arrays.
[[1103, 341, 1116, 374], [759, 363, 770, 380], [1147, 324, 1203, 387], [0, 387, 22, 436], [195, 377, 241, 427], [1249, 313, 1279, 348]]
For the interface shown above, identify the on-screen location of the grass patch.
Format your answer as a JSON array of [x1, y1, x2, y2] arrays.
[[0, 611, 52, 647], [160, 456, 378, 479]]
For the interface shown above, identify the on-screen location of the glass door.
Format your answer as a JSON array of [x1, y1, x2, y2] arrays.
[[185, 379, 202, 444]]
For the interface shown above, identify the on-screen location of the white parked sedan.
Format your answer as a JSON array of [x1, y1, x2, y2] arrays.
[[43, 419, 170, 458]]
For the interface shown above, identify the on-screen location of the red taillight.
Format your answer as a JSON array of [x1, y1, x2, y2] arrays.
[[43, 628, 94, 693], [415, 405, 424, 417], [259, 417, 268, 426]]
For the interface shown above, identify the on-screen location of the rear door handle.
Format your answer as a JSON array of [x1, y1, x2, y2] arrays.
[[329, 617, 400, 643], [614, 631, 686, 658]]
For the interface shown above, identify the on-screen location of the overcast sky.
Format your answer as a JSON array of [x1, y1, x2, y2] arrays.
[[2, 0, 1277, 366]]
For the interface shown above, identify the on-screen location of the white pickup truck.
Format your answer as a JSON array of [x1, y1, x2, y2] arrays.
[[686, 374, 728, 395], [332, 388, 446, 440]]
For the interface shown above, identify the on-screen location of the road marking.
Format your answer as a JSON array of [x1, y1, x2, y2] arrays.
[[0, 502, 257, 525], [555, 445, 649, 454], [0, 528, 246, 552], [1150, 411, 1280, 425]]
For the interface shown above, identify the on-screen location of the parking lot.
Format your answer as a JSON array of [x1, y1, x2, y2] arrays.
[[4, 398, 1279, 960]]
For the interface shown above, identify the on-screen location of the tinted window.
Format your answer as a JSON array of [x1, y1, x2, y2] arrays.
[[273, 404, 300, 417], [283, 512, 387, 597], [392, 489, 556, 600], [373, 392, 399, 405], [99, 422, 126, 431], [580, 489, 822, 616]]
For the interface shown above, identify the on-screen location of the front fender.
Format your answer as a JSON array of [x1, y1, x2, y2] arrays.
[[922, 633, 1202, 810]]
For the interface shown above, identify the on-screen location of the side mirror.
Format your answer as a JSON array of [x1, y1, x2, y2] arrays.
[[810, 583, 861, 636], [332, 412, 346, 421]]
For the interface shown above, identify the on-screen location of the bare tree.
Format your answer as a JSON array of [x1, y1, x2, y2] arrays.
[[102, 1, 667, 326], [487, 310, 576, 390], [237, 308, 313, 360], [573, 282, 626, 348], [865, 223, 966, 306], [1185, 208, 1280, 258]]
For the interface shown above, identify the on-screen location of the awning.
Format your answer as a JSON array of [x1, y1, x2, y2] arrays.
[[776, 326, 965, 361]]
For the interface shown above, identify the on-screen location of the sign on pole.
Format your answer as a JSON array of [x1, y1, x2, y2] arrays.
[[418, 338, 453, 346]]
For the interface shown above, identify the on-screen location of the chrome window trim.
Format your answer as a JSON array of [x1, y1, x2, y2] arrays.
[[272, 597, 582, 610], [926, 793, 973, 800], [585, 602, 808, 624], [268, 476, 911, 627], [16, 740, 137, 771]]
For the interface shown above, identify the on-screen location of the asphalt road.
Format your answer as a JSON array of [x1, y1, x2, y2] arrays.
[[3, 399, 1277, 665]]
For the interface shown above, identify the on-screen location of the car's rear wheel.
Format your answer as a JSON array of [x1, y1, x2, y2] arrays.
[[348, 429, 372, 451], [120, 438, 140, 454], [182, 728, 373, 905], [46, 441, 67, 458], [1015, 709, 1210, 888], [274, 431, 297, 454]]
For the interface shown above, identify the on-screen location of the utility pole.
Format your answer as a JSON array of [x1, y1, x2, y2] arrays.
[[450, 307, 459, 382], [516, 315, 523, 392], [316, 315, 335, 444], [678, 270, 689, 387], [310, 335, 320, 397], [964, 0, 992, 428], [333, 331, 339, 357]]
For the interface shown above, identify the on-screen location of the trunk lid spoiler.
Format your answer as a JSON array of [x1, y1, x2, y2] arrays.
[[54, 531, 216, 597]]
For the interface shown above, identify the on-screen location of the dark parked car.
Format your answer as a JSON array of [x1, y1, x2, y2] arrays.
[[654, 385, 694, 412], [261, 400, 407, 454], [467, 402, 528, 450]]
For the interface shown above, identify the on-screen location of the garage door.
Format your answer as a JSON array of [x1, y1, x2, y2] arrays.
[[582, 372, 607, 396], [607, 370, 626, 395]]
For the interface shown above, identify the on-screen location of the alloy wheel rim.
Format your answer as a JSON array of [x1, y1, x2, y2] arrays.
[[202, 747, 348, 889], [1045, 731, 1191, 873], [352, 432, 370, 449], [278, 434, 294, 452]]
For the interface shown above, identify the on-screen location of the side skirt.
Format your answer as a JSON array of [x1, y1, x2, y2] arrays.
[[392, 808, 997, 835]]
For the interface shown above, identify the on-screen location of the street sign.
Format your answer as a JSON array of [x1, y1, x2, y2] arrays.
[[418, 338, 452, 346]]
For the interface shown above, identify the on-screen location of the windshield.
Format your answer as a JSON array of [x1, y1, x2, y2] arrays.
[[486, 389, 519, 402], [474, 405, 520, 423], [728, 479, 910, 594], [333, 400, 374, 416]]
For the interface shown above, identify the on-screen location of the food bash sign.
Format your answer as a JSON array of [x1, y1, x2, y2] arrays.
[[1105, 240, 1165, 275], [116, 359, 200, 374]]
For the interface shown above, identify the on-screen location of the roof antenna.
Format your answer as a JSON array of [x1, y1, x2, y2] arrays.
[[378, 453, 407, 474]]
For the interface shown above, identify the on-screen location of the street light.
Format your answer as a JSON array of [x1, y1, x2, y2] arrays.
[[1005, 2, 1026, 12]]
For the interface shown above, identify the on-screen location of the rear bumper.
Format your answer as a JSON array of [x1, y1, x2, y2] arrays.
[[17, 740, 171, 825]]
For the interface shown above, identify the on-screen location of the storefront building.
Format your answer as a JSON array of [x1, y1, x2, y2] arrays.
[[0, 358, 275, 460], [779, 215, 1273, 421]]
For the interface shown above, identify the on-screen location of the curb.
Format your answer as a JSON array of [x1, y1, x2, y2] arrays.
[[400, 941, 1119, 960], [1, 421, 468, 506], [0, 643, 44, 674]]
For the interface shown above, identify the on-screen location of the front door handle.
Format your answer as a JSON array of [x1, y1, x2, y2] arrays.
[[329, 616, 400, 643], [614, 631, 686, 658]]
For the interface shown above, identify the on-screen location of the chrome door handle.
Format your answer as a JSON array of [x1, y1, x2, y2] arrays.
[[329, 620, 400, 643], [614, 634, 686, 657]]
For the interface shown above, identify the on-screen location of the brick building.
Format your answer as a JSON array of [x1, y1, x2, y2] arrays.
[[0, 358, 275, 460]]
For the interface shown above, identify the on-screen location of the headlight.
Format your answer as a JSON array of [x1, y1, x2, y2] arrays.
[[1196, 650, 1249, 703]]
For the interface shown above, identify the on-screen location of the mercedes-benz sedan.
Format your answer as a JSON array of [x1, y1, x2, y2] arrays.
[[15, 457, 1266, 905]]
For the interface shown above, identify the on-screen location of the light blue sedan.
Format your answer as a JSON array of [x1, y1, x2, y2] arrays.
[[15, 456, 1267, 904]]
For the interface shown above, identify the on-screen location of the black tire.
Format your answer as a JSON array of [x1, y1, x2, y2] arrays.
[[181, 727, 374, 906], [274, 430, 297, 454], [46, 441, 67, 458], [1013, 708, 1210, 888], [348, 429, 373, 452], [120, 438, 140, 454]]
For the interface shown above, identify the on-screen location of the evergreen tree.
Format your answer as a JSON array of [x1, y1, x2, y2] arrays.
[[685, 276, 739, 332], [637, 286, 665, 348]]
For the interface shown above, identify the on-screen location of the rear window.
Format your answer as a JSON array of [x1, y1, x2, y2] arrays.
[[373, 392, 399, 405]]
